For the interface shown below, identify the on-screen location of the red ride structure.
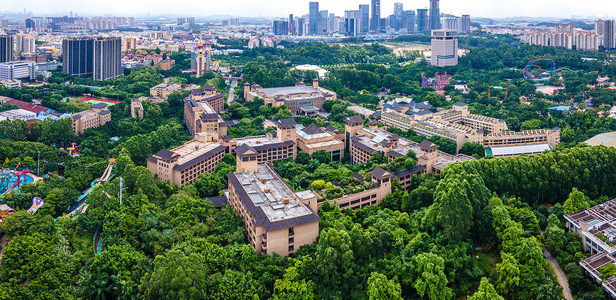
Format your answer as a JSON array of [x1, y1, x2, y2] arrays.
[[523, 58, 556, 80], [0, 163, 30, 198]]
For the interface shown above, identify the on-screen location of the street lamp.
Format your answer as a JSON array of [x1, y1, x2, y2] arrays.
[[37, 151, 40, 176]]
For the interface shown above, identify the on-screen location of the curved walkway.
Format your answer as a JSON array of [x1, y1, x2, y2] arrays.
[[543, 248, 573, 300]]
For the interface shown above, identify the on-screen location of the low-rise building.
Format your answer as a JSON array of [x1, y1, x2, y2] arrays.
[[70, 103, 111, 135], [0, 109, 37, 121], [244, 79, 336, 116], [190, 89, 224, 113], [146, 140, 226, 187], [227, 160, 320, 256], [0, 61, 36, 81], [154, 59, 175, 71], [150, 83, 181, 99], [566, 199, 616, 298], [295, 124, 345, 161]]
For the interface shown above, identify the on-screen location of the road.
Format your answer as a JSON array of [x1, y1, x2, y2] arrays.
[[543, 248, 573, 300], [227, 80, 237, 105]]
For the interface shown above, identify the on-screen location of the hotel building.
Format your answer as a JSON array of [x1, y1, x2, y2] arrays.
[[244, 79, 336, 116], [227, 159, 320, 256], [295, 124, 345, 161], [150, 83, 181, 99], [184, 97, 228, 142], [71, 103, 111, 135], [146, 140, 226, 187]]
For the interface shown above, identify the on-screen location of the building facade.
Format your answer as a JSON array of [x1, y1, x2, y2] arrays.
[[0, 61, 36, 80], [244, 80, 336, 116], [431, 29, 458, 67], [146, 140, 226, 187], [0, 34, 13, 63], [227, 161, 320, 256], [71, 103, 111, 134], [63, 37, 94, 77], [93, 36, 122, 81]]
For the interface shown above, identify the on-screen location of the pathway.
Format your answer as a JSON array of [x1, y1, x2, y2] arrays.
[[543, 248, 573, 300]]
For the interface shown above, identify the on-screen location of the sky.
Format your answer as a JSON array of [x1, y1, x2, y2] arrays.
[[2, 0, 615, 19]]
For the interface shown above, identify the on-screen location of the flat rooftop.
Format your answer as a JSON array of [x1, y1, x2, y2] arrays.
[[487, 144, 551, 157], [257, 85, 321, 97], [585, 132, 616, 148], [167, 140, 224, 167], [235, 135, 286, 148], [199, 102, 217, 114], [234, 164, 313, 222]]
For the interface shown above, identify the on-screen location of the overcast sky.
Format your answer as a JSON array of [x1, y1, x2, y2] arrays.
[[2, 0, 615, 19]]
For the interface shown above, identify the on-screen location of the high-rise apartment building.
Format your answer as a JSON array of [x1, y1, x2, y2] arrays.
[[394, 3, 404, 17], [14, 34, 36, 53], [441, 17, 460, 31], [417, 9, 429, 33], [604, 20, 615, 50], [309, 2, 319, 35], [429, 0, 441, 30], [431, 29, 458, 67], [122, 36, 137, 52], [0, 34, 14, 63], [371, 0, 381, 32], [359, 5, 370, 34], [596, 19, 606, 36], [272, 20, 289, 35], [402, 11, 416, 34], [93, 37, 122, 81], [460, 15, 471, 34], [62, 37, 94, 77]]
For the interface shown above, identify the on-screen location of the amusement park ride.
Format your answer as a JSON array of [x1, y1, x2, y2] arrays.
[[0, 163, 30, 198], [421, 72, 451, 90]]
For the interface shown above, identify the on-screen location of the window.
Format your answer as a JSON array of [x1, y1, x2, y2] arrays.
[[289, 237, 294, 244], [288, 245, 294, 252], [288, 227, 295, 236]]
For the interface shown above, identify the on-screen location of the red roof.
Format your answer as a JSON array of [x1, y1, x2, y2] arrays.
[[4, 99, 50, 114], [27, 119, 42, 126]]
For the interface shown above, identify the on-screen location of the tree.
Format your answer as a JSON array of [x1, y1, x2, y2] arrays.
[[312, 150, 331, 164], [495, 252, 520, 295], [429, 178, 473, 242], [139, 250, 208, 298], [563, 188, 590, 214], [414, 253, 453, 300], [367, 272, 403, 300], [468, 278, 504, 300]]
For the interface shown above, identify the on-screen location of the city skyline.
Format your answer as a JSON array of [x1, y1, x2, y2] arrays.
[[2, 0, 616, 19]]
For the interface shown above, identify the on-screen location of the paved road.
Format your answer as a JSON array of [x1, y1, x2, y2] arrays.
[[543, 248, 573, 300], [227, 80, 237, 105]]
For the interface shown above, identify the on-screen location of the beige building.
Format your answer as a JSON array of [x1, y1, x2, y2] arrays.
[[150, 83, 181, 99], [146, 140, 226, 187], [227, 161, 320, 256], [184, 98, 228, 142], [380, 101, 559, 155], [244, 80, 336, 116], [71, 103, 111, 135], [154, 59, 175, 71], [131, 96, 166, 120], [122, 36, 137, 52], [295, 124, 346, 161], [190, 88, 224, 113]]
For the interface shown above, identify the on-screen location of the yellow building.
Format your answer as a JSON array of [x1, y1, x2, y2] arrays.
[[295, 124, 345, 161], [146, 140, 226, 187], [184, 98, 228, 142], [71, 103, 111, 135], [150, 83, 181, 99]]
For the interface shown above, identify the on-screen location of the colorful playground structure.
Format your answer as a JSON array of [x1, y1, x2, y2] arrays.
[[0, 164, 32, 198], [59, 143, 82, 157], [27, 197, 45, 215], [421, 72, 451, 90], [523, 59, 557, 80]]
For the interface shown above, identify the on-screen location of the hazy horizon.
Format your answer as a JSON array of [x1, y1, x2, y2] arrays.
[[1, 0, 615, 20]]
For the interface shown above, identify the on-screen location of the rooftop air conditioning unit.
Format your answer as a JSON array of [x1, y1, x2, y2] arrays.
[[283, 198, 289, 204]]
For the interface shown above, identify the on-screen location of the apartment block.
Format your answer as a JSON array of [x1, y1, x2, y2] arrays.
[[227, 161, 320, 256], [71, 103, 111, 135], [146, 140, 226, 187]]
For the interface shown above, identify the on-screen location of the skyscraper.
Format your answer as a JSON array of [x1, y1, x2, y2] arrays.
[[371, 0, 380, 32], [345, 10, 360, 36], [460, 15, 471, 34], [309, 2, 319, 35], [289, 14, 294, 35], [429, 0, 441, 30], [63, 37, 94, 77], [431, 29, 458, 67], [417, 9, 429, 33], [0, 34, 13, 63], [403, 10, 416, 34], [604, 20, 615, 50], [359, 5, 370, 34], [596, 20, 606, 36], [93, 37, 122, 81], [394, 3, 404, 18]]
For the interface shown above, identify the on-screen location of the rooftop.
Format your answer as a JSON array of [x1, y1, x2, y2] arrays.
[[487, 144, 552, 157], [256, 85, 321, 98], [230, 164, 320, 230], [154, 140, 225, 170]]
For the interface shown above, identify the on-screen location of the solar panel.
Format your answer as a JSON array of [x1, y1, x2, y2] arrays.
[[250, 194, 264, 204]]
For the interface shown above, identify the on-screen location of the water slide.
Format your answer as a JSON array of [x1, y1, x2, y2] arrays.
[[64, 160, 115, 216], [98, 162, 115, 182], [93, 226, 104, 255]]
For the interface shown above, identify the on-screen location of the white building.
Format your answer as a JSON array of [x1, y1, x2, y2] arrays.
[[0, 61, 37, 81], [0, 109, 36, 121], [14, 34, 36, 53], [431, 29, 458, 67]]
